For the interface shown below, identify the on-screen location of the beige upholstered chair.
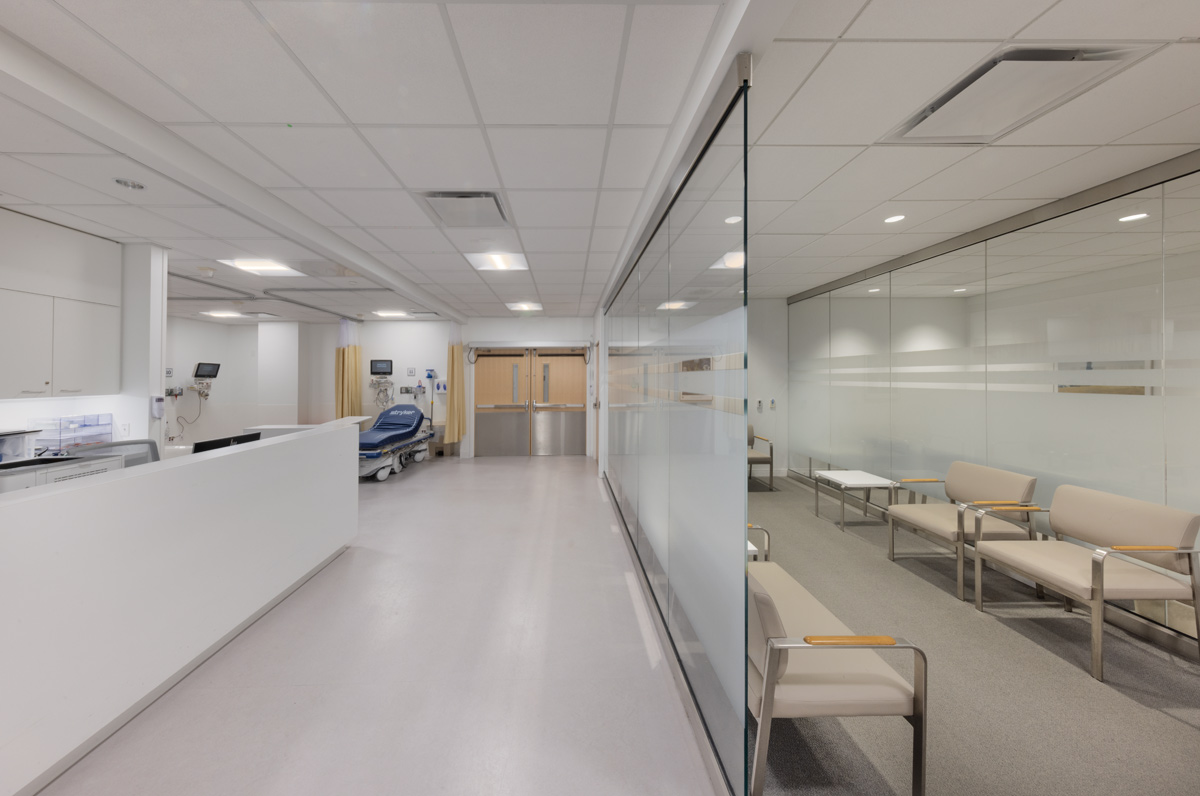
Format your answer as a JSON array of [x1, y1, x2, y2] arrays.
[[748, 424, 773, 490], [973, 485, 1200, 680], [747, 562, 926, 796], [888, 461, 1037, 600]]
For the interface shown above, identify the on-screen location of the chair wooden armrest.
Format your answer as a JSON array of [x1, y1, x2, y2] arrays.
[[803, 635, 896, 646]]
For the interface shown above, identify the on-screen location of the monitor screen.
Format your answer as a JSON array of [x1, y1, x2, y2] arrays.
[[370, 359, 393, 376], [228, 432, 261, 446], [194, 362, 220, 379], [192, 437, 231, 454]]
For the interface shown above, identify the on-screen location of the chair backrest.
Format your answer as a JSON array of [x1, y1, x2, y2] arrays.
[[944, 461, 1036, 505], [1049, 485, 1200, 575], [747, 423, 755, 447], [747, 570, 788, 682]]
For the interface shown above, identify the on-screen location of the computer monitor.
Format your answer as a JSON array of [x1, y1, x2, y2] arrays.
[[192, 436, 230, 454], [194, 362, 220, 379], [228, 432, 261, 446], [370, 359, 393, 376]]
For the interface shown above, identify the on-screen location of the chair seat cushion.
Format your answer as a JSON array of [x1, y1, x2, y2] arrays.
[[976, 539, 1194, 601], [888, 503, 1030, 545], [748, 448, 772, 465], [747, 563, 913, 720]]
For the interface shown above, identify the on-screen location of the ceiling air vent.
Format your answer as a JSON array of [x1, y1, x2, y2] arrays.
[[419, 192, 508, 227], [885, 46, 1154, 145], [241, 312, 280, 320], [408, 312, 440, 320]]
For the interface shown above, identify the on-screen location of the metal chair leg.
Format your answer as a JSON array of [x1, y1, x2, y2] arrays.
[[1091, 598, 1105, 681], [750, 649, 779, 796], [888, 514, 896, 561], [956, 540, 965, 602], [1064, 596, 1073, 613], [975, 549, 985, 611]]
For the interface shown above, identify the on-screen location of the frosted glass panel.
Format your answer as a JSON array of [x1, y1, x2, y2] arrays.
[[1165, 172, 1200, 514], [891, 245, 985, 492], [829, 275, 891, 476], [639, 227, 670, 606], [984, 188, 1164, 505], [787, 294, 829, 473]]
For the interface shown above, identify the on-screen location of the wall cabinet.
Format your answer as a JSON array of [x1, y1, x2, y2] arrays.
[[52, 298, 121, 397], [0, 289, 54, 399]]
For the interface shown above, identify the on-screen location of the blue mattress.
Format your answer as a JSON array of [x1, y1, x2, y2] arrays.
[[360, 404, 426, 450]]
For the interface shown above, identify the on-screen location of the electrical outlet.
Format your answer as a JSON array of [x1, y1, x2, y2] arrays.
[[407, 367, 416, 376], [120, 423, 130, 437], [756, 399, 762, 412], [165, 367, 174, 378]]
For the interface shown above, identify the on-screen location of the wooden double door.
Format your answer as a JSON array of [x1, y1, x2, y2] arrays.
[[474, 348, 587, 456]]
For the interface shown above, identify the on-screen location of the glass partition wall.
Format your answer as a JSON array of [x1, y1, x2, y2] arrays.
[[605, 88, 748, 792], [788, 175, 1200, 640]]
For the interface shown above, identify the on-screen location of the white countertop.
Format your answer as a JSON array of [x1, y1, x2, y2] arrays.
[[814, 469, 894, 488]]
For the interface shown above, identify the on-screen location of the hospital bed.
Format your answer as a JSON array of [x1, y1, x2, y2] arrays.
[[359, 404, 434, 482]]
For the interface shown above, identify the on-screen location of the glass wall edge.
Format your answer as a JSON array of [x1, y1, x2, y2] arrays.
[[786, 152, 1200, 304]]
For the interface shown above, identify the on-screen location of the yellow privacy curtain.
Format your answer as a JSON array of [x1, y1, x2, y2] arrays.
[[335, 318, 362, 419], [444, 342, 466, 444]]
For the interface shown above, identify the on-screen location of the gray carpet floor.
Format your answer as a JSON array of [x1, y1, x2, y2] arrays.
[[748, 476, 1200, 796]]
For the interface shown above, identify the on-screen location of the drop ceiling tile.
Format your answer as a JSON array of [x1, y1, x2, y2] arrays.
[[603, 128, 669, 190], [589, 228, 628, 251], [535, 270, 587, 285], [1017, 0, 1200, 39], [898, 147, 1095, 201], [746, 146, 865, 200], [431, 270, 486, 285], [0, 205, 125, 239], [521, 228, 592, 252], [749, 234, 822, 258], [796, 234, 889, 257], [316, 190, 431, 227], [852, 232, 957, 258], [748, 43, 831, 143], [400, 252, 470, 271], [595, 191, 641, 228], [508, 191, 597, 227], [776, 1, 868, 38], [988, 145, 1195, 200], [834, 200, 969, 233], [57, 0, 341, 123], [360, 127, 499, 191], [846, 0, 1055, 39], [269, 189, 352, 226], [443, 227, 522, 253], [615, 5, 719, 125], [806, 146, 978, 201], [150, 207, 273, 238], [52, 205, 203, 237], [1118, 103, 1200, 145], [587, 252, 618, 273], [368, 227, 456, 252], [330, 227, 389, 252], [906, 199, 1045, 234], [1000, 46, 1200, 146], [169, 125, 300, 188], [488, 128, 607, 190], [14, 154, 213, 205], [226, 238, 321, 261], [253, 1, 476, 125], [761, 42, 997, 145], [231, 126, 397, 189], [0, 95, 107, 154], [154, 239, 257, 261], [448, 4, 625, 125], [527, 253, 589, 270], [0, 156, 123, 204]]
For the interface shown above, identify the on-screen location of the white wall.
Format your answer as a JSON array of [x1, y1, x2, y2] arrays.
[[257, 322, 299, 425], [360, 321, 451, 424], [748, 298, 788, 477], [0, 420, 359, 796], [164, 318, 260, 443], [298, 322, 337, 424]]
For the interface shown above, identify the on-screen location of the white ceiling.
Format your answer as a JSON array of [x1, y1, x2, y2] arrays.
[[0, 0, 725, 323], [743, 0, 1200, 299], [0, 0, 1198, 318]]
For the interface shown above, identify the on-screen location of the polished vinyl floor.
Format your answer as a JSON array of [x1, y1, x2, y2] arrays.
[[41, 456, 718, 796]]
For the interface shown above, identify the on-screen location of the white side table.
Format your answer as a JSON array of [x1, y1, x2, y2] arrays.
[[814, 469, 894, 530]]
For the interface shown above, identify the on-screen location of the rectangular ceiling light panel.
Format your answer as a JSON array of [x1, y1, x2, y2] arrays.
[[890, 46, 1153, 144], [420, 192, 508, 227]]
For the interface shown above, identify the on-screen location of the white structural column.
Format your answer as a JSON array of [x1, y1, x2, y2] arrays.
[[117, 244, 167, 446], [257, 322, 300, 425]]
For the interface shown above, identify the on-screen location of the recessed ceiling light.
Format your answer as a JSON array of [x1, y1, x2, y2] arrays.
[[1119, 213, 1149, 222], [953, 288, 967, 292], [217, 259, 303, 276], [657, 301, 696, 310], [466, 252, 529, 271], [506, 302, 542, 312], [204, 311, 243, 318], [725, 216, 742, 224], [868, 288, 881, 293], [114, 178, 145, 190], [373, 310, 408, 318], [709, 251, 745, 269], [885, 215, 905, 223]]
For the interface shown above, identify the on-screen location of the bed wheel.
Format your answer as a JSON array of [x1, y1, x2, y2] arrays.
[[374, 467, 390, 482], [413, 450, 426, 463]]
